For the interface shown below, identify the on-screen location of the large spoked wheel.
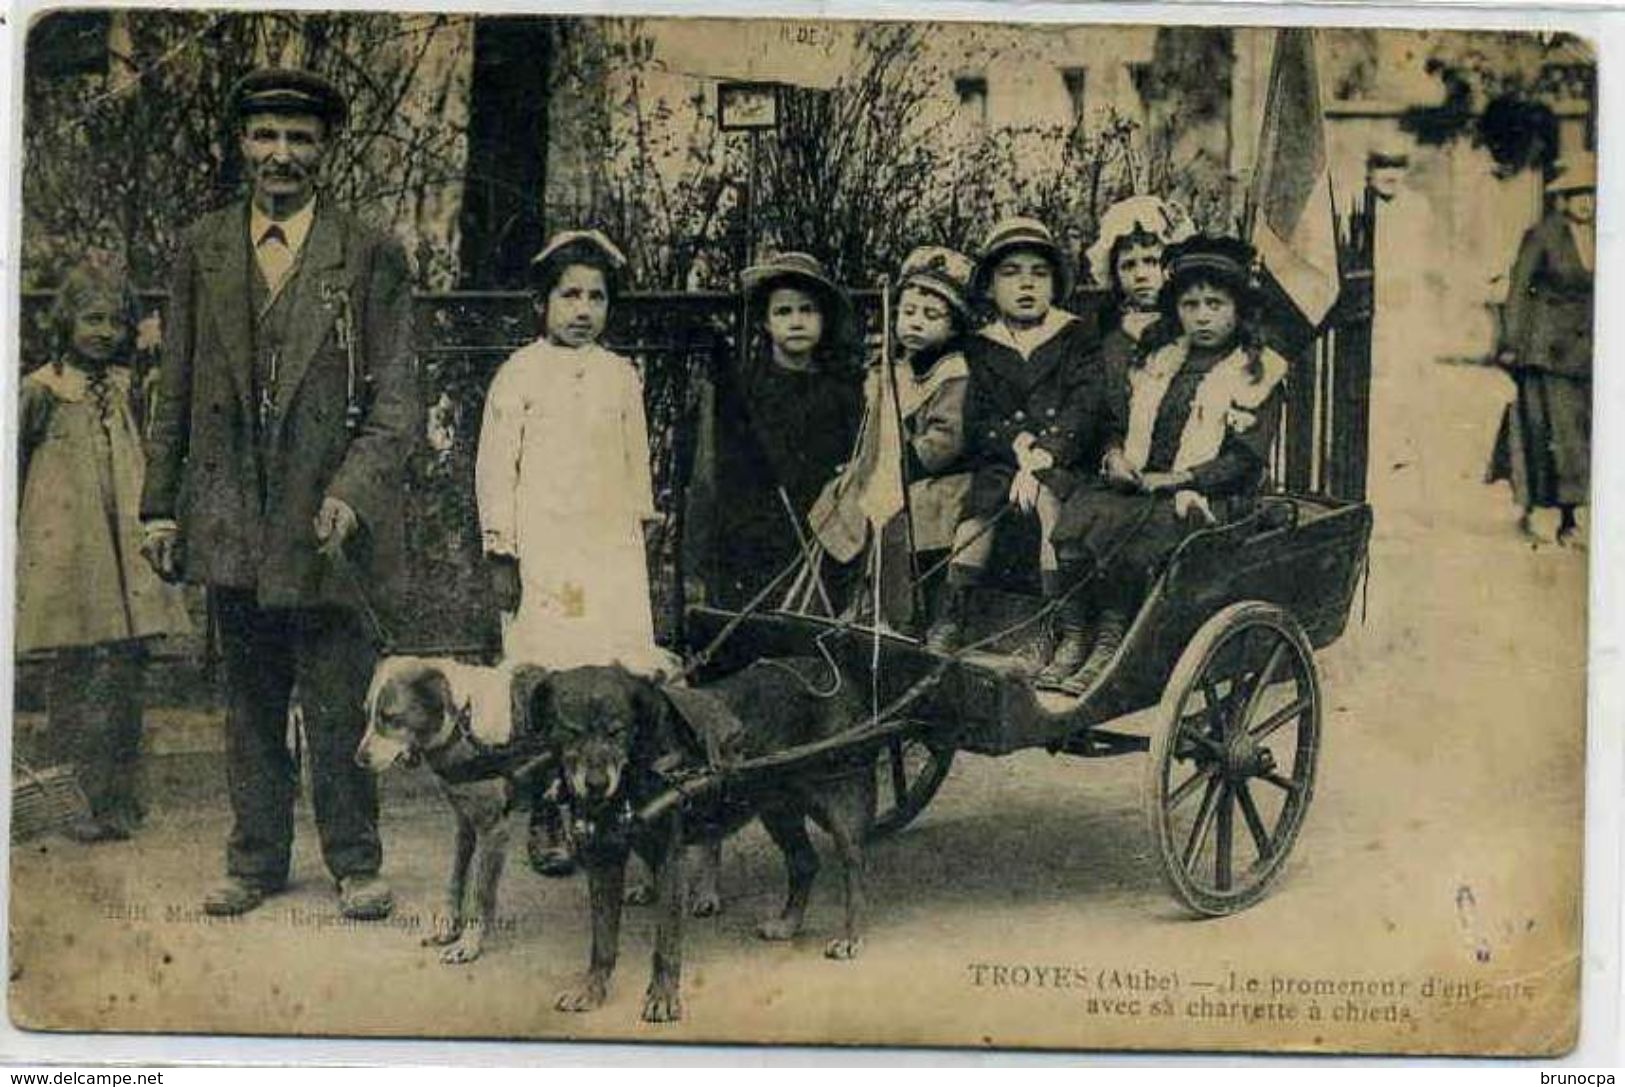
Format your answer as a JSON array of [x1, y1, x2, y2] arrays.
[[1145, 601, 1322, 917], [869, 731, 955, 839]]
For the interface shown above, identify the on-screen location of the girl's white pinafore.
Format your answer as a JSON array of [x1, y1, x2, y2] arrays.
[[475, 339, 673, 674]]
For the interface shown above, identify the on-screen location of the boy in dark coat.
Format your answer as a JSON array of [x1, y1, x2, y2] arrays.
[[925, 217, 1108, 678]]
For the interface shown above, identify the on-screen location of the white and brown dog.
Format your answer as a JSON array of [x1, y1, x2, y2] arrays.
[[356, 656, 552, 964]]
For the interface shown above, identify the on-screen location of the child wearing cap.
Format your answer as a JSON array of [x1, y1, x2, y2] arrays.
[[809, 246, 976, 631], [685, 252, 863, 610], [17, 254, 191, 841], [475, 229, 671, 872], [1047, 236, 1288, 691], [926, 217, 1110, 669]]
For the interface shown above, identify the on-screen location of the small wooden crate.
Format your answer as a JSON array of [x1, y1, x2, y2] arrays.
[[11, 760, 90, 842]]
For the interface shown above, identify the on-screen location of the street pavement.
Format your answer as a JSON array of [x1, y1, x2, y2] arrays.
[[7, 360, 1589, 1053]]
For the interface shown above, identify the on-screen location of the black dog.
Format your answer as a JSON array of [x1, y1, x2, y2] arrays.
[[532, 659, 875, 1023]]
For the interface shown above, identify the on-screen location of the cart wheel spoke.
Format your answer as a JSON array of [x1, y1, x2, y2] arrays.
[[1248, 693, 1312, 741], [1181, 777, 1222, 872], [1199, 678, 1228, 738], [1235, 781, 1273, 857], [1239, 642, 1289, 725], [1260, 771, 1304, 794], [1176, 712, 1224, 757], [1215, 784, 1234, 891], [1167, 764, 1216, 811], [887, 736, 908, 807]]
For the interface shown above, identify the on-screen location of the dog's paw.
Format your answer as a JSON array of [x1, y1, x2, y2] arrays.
[[555, 976, 608, 1013], [689, 890, 721, 918], [756, 916, 799, 941], [625, 882, 658, 907], [641, 984, 683, 1023], [824, 936, 865, 961], [439, 936, 484, 964]]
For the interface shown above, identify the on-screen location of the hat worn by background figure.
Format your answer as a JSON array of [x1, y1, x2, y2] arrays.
[[232, 67, 348, 129], [741, 251, 857, 353], [530, 229, 630, 297], [1159, 235, 1261, 315], [897, 245, 975, 320], [1084, 196, 1196, 291], [971, 216, 1072, 303], [1548, 156, 1596, 195]]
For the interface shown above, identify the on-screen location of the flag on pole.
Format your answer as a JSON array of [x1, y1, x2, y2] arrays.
[[1249, 27, 1340, 327]]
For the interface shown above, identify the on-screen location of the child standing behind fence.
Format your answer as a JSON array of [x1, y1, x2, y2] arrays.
[[476, 230, 676, 877], [16, 254, 191, 842], [475, 229, 672, 676], [684, 252, 863, 611]]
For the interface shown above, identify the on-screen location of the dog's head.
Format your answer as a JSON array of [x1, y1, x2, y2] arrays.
[[355, 657, 461, 772], [530, 663, 722, 811]]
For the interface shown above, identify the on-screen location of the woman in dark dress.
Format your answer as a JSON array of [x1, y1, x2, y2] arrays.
[[1488, 157, 1594, 546], [685, 252, 863, 609]]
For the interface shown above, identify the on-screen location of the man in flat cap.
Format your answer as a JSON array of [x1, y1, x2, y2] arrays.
[[141, 68, 418, 919]]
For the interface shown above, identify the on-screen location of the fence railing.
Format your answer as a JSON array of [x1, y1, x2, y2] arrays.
[[16, 242, 1373, 658]]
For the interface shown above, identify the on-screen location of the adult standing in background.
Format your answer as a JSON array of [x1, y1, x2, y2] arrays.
[[1488, 156, 1595, 546], [140, 69, 419, 917]]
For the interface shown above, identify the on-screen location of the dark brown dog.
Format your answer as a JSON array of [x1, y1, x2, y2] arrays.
[[532, 659, 875, 1023]]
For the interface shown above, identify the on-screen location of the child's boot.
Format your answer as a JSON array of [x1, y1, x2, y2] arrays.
[[1066, 608, 1128, 692], [924, 565, 978, 654], [1037, 572, 1091, 686]]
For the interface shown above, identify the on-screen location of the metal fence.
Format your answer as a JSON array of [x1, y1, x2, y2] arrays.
[[15, 242, 1373, 661]]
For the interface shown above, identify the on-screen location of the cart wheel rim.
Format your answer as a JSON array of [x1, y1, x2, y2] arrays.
[[1146, 602, 1321, 916], [869, 732, 955, 839]]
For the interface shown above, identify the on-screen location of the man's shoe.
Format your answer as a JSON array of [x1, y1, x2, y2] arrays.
[[63, 816, 128, 844], [338, 875, 394, 920], [202, 876, 276, 917]]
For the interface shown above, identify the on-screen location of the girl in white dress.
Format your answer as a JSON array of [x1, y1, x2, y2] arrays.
[[476, 230, 674, 876], [475, 230, 673, 677]]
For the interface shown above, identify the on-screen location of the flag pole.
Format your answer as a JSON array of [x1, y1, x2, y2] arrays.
[[877, 275, 924, 623]]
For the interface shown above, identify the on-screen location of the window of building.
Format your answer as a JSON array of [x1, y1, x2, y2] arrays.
[[1060, 66, 1088, 128], [955, 75, 989, 129]]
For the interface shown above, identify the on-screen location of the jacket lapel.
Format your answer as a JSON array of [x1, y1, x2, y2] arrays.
[[196, 204, 256, 411], [270, 209, 347, 427], [976, 310, 1076, 392]]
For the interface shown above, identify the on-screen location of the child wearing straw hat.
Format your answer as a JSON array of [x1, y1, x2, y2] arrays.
[[686, 252, 863, 611]]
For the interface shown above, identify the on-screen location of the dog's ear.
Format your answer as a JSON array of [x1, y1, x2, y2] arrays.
[[657, 684, 747, 767], [510, 664, 552, 738], [405, 666, 454, 717]]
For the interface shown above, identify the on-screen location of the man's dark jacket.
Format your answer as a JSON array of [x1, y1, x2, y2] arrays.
[[141, 200, 419, 608]]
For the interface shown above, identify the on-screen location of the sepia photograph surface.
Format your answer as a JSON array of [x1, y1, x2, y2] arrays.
[[5, 8, 1596, 1056]]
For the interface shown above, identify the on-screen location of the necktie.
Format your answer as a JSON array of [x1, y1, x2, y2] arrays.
[[258, 224, 294, 296]]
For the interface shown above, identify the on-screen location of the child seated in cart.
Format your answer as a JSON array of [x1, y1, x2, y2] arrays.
[[1084, 195, 1196, 393], [1046, 235, 1288, 692], [925, 217, 1109, 662], [809, 246, 976, 633]]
